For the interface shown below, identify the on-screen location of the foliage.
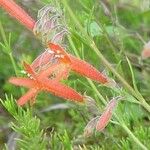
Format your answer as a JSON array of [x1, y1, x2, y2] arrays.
[[0, 0, 150, 150]]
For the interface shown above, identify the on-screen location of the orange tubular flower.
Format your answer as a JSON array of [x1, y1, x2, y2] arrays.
[[69, 55, 108, 84], [32, 43, 108, 84], [48, 43, 108, 84], [9, 62, 83, 106], [2, 0, 110, 106], [0, 0, 35, 30]]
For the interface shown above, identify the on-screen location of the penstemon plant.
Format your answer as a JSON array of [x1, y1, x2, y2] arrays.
[[0, 0, 149, 150], [1, 0, 112, 105]]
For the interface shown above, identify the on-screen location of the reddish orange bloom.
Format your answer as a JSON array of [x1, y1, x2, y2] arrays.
[[0, 0, 35, 30], [69, 55, 108, 84], [2, 0, 110, 106], [31, 43, 71, 82], [32, 43, 108, 84], [9, 62, 83, 106]]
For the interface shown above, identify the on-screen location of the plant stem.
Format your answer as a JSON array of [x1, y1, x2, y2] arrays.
[[66, 11, 148, 150], [122, 123, 148, 150], [0, 22, 23, 94], [62, 0, 150, 113], [89, 81, 148, 149], [9, 53, 18, 76]]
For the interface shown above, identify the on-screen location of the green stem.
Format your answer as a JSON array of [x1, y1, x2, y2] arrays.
[[86, 78, 106, 105], [62, 0, 150, 113], [9, 53, 18, 76], [91, 43, 150, 112], [122, 124, 148, 150], [99, 24, 119, 62], [89, 80, 147, 149], [9, 51, 24, 94], [68, 36, 80, 58], [65, 10, 147, 149], [0, 22, 23, 94], [90, 82, 148, 149]]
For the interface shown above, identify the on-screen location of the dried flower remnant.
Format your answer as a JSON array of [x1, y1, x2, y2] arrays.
[[0, 0, 35, 30], [0, 1, 67, 44], [84, 96, 100, 115], [83, 116, 99, 137], [141, 41, 150, 59], [9, 62, 83, 106], [96, 96, 122, 131], [33, 5, 68, 45]]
